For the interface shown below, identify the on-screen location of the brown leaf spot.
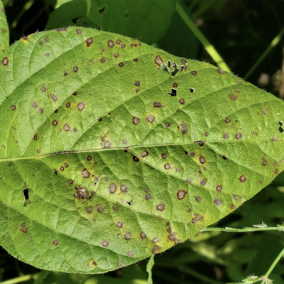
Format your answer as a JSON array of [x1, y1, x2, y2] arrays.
[[20, 227, 28, 233], [161, 153, 167, 159], [262, 157, 267, 166], [86, 207, 93, 214], [121, 44, 126, 48], [191, 70, 197, 76], [152, 245, 160, 254], [165, 123, 171, 128], [272, 136, 278, 141], [179, 98, 185, 105], [81, 168, 90, 178], [77, 103, 85, 111], [2, 57, 8, 66], [146, 115, 155, 123], [52, 120, 58, 126], [114, 53, 119, 58], [33, 134, 37, 140], [200, 179, 206, 186], [121, 184, 128, 193], [73, 66, 78, 72], [65, 102, 70, 108], [192, 213, 202, 224], [145, 195, 151, 200], [100, 57, 106, 63], [239, 175, 246, 183], [262, 109, 268, 114], [199, 156, 206, 164], [56, 27, 68, 32], [229, 94, 238, 101], [53, 240, 58, 246], [135, 81, 140, 86], [64, 71, 68, 76], [180, 123, 188, 134], [86, 37, 93, 47], [155, 56, 163, 66], [109, 183, 117, 194], [87, 156, 92, 161], [223, 132, 229, 139], [133, 58, 138, 62], [116, 39, 121, 44], [118, 62, 124, 67], [41, 86, 46, 92], [133, 156, 139, 162], [217, 68, 226, 74], [154, 102, 162, 107], [107, 40, 114, 48], [140, 151, 148, 158], [124, 232, 131, 240], [156, 203, 165, 211], [116, 221, 123, 228], [216, 185, 222, 192], [177, 190, 187, 200], [101, 240, 108, 247], [225, 118, 231, 123], [173, 83, 178, 88], [63, 124, 70, 131], [214, 199, 222, 206], [236, 133, 242, 140], [140, 232, 146, 241], [234, 89, 240, 93], [164, 163, 170, 170], [104, 141, 111, 148]]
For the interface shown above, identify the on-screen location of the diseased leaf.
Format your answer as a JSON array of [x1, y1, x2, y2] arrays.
[[0, 0, 9, 52], [1, 26, 284, 274], [46, 0, 177, 44]]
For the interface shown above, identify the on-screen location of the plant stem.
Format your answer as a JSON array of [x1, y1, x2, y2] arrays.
[[0, 275, 33, 284], [260, 247, 284, 284], [176, 2, 231, 73], [244, 27, 284, 80], [179, 266, 223, 284], [202, 226, 283, 233]]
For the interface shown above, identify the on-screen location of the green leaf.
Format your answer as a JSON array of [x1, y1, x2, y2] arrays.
[[155, 10, 198, 59], [0, 0, 9, 52], [146, 256, 155, 284], [0, 25, 284, 274], [45, 0, 177, 45]]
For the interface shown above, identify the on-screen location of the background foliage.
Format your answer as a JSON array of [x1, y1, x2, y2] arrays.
[[1, 0, 284, 283]]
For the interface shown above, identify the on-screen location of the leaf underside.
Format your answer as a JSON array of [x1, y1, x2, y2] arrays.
[[0, 27, 284, 274]]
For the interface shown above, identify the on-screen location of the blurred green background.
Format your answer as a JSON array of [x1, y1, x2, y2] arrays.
[[1, 0, 284, 283]]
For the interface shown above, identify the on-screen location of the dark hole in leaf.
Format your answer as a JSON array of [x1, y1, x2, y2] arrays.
[[171, 63, 179, 76], [23, 188, 29, 200], [170, 89, 177, 96], [72, 18, 78, 23], [99, 7, 105, 14]]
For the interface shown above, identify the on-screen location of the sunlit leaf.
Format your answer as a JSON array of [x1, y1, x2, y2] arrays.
[[1, 24, 284, 274]]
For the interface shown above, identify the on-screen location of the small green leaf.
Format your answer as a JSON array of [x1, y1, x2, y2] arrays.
[[147, 255, 155, 284], [0, 0, 9, 52], [1, 26, 284, 274], [46, 0, 177, 44]]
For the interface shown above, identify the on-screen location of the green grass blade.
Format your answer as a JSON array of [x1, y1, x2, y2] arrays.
[[176, 2, 231, 73]]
